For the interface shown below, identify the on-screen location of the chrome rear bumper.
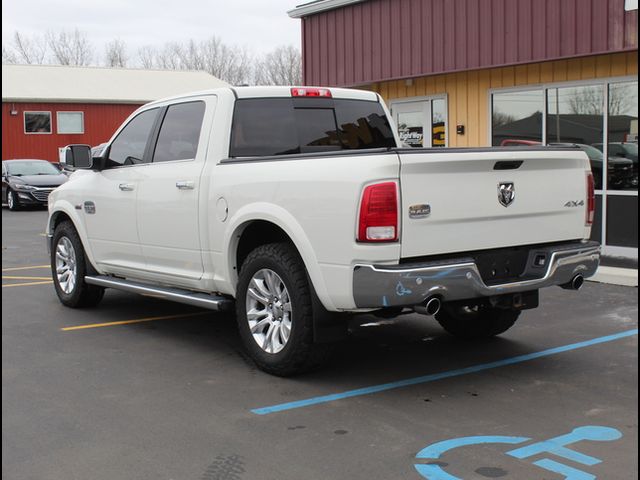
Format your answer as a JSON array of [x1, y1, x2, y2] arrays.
[[352, 241, 600, 308]]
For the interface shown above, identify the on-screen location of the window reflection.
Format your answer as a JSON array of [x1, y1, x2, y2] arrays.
[[491, 90, 543, 146], [547, 86, 605, 189], [431, 98, 446, 147], [605, 82, 638, 191]]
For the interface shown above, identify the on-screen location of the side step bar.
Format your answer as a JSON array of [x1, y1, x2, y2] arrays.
[[85, 275, 234, 312]]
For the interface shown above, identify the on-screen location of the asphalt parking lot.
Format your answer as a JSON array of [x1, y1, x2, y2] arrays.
[[2, 208, 638, 480]]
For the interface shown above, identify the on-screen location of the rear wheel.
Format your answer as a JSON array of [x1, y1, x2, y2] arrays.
[[436, 304, 520, 339], [7, 189, 19, 211], [235, 242, 331, 376], [51, 221, 104, 308]]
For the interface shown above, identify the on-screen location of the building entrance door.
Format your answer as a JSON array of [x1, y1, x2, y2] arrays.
[[391, 97, 447, 148]]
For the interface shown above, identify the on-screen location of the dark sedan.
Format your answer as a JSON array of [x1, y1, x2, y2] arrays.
[[2, 159, 68, 211]]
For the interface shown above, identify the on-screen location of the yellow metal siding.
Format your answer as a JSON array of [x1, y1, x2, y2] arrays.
[[372, 52, 638, 147]]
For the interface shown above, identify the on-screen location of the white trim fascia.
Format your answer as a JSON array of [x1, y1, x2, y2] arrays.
[[288, 0, 366, 18]]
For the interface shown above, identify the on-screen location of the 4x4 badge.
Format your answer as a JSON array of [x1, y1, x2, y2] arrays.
[[498, 182, 515, 207]]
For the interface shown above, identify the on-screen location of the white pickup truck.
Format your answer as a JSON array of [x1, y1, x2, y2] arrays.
[[49, 86, 600, 375]]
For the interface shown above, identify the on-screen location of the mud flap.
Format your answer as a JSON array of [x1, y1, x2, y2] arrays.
[[310, 282, 350, 343]]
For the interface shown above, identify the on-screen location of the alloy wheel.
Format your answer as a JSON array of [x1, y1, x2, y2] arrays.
[[245, 268, 292, 354], [55, 236, 77, 294]]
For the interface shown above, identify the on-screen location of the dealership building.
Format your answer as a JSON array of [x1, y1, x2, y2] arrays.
[[1, 64, 227, 164], [289, 0, 638, 260]]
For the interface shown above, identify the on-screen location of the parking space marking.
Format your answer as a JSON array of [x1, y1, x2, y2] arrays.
[[414, 425, 623, 479], [3, 275, 52, 280], [2, 280, 53, 288], [61, 312, 210, 331], [251, 328, 638, 415], [2, 265, 50, 272]]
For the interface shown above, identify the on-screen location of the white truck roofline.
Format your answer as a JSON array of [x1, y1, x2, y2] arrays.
[[144, 85, 380, 107]]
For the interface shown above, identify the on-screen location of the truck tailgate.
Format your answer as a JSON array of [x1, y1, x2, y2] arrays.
[[398, 148, 591, 259]]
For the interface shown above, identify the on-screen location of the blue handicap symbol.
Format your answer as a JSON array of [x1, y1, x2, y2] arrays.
[[414, 425, 622, 480]]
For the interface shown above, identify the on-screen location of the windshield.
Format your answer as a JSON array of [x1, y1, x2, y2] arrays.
[[579, 144, 604, 161], [620, 143, 638, 158], [5, 161, 61, 176]]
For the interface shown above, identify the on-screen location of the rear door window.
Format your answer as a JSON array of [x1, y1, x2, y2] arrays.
[[152, 102, 206, 163], [229, 98, 395, 158]]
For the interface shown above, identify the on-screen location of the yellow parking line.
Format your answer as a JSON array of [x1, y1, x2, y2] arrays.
[[2, 265, 50, 272], [2, 280, 53, 288], [2, 275, 52, 280], [61, 312, 209, 331]]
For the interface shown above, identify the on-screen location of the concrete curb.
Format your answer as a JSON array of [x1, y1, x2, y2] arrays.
[[588, 266, 638, 287]]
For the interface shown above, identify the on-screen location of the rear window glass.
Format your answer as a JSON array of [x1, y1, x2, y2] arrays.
[[229, 98, 395, 157]]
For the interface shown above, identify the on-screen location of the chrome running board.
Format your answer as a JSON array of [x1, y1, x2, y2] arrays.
[[85, 275, 234, 312]]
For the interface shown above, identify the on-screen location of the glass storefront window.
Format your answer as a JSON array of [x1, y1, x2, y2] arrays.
[[605, 81, 638, 191], [431, 98, 446, 148], [491, 90, 543, 146], [547, 85, 604, 189], [491, 78, 638, 253]]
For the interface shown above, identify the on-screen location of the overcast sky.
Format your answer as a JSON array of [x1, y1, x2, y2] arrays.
[[2, 0, 302, 56]]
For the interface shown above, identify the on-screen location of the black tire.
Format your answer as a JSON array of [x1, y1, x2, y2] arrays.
[[436, 304, 521, 339], [7, 189, 19, 211], [235, 242, 332, 376], [51, 221, 105, 308]]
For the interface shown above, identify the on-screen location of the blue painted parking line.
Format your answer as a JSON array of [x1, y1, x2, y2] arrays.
[[251, 328, 638, 415]]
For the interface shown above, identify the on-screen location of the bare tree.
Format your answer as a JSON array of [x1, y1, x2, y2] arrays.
[[608, 83, 638, 116], [155, 42, 183, 70], [197, 37, 252, 85], [137, 45, 158, 69], [566, 85, 638, 116], [47, 29, 93, 66], [2, 46, 18, 64], [254, 45, 302, 85], [7, 31, 48, 64], [104, 39, 128, 67], [492, 109, 517, 128], [567, 87, 604, 115], [141, 36, 253, 85]]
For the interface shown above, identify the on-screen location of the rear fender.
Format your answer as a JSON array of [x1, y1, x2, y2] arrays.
[[222, 202, 337, 312]]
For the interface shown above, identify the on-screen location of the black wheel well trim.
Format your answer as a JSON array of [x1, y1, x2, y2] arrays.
[[234, 220, 294, 274], [49, 211, 99, 275], [233, 219, 348, 343]]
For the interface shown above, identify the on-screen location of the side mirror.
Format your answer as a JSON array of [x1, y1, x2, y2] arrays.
[[64, 145, 93, 169]]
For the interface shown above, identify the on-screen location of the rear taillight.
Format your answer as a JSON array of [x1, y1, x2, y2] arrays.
[[290, 87, 332, 98], [586, 172, 595, 226], [357, 182, 398, 242]]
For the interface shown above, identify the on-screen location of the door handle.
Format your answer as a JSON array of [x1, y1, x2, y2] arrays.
[[118, 183, 135, 191], [176, 181, 195, 190]]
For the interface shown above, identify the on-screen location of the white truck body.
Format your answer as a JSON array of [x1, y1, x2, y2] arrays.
[[46, 86, 600, 374]]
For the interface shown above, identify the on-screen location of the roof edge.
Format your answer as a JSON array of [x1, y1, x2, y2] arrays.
[[287, 0, 366, 18], [1, 97, 149, 104]]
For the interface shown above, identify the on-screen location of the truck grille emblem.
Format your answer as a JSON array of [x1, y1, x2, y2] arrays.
[[498, 182, 515, 207]]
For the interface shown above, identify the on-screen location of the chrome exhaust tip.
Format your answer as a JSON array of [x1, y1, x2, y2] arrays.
[[414, 296, 442, 316], [561, 274, 584, 290]]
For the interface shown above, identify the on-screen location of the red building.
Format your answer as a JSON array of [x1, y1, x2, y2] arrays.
[[2, 64, 227, 162]]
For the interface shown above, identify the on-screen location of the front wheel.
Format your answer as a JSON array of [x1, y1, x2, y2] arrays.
[[51, 221, 105, 308], [435, 304, 521, 339], [7, 189, 19, 211], [235, 242, 331, 376]]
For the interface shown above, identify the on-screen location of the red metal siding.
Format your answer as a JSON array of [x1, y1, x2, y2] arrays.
[[2, 102, 140, 162], [301, 0, 638, 86]]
